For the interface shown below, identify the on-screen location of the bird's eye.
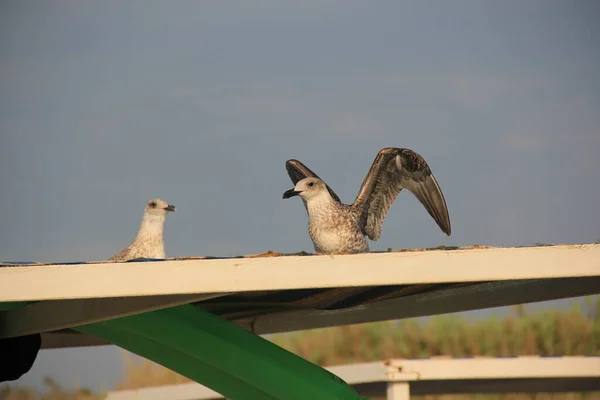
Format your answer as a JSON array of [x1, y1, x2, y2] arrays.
[[308, 182, 314, 187], [149, 201, 157, 208]]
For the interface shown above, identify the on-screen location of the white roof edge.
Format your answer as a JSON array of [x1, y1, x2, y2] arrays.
[[1, 244, 599, 302]]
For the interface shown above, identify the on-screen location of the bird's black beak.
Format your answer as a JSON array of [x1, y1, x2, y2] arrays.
[[165, 205, 176, 212], [282, 189, 301, 199]]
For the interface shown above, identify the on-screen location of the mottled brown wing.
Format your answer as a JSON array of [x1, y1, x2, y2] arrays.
[[353, 148, 451, 240], [285, 159, 342, 203]]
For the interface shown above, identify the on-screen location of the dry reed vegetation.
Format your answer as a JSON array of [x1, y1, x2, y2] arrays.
[[272, 301, 600, 366], [2, 297, 599, 400], [0, 378, 101, 400]]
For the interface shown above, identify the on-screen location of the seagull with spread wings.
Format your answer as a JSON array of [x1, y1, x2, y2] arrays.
[[282, 147, 451, 254]]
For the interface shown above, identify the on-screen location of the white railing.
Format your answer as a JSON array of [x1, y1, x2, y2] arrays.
[[104, 356, 600, 400]]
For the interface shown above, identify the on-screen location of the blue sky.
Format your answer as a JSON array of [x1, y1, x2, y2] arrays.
[[1, 0, 599, 392]]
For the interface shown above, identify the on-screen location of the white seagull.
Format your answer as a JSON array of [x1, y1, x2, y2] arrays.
[[109, 198, 176, 262], [282, 147, 451, 254]]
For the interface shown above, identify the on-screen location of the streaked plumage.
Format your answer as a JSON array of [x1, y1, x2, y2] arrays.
[[109, 198, 176, 262], [283, 147, 451, 254]]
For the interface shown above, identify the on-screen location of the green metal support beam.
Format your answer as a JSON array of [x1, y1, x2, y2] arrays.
[[76, 304, 367, 400]]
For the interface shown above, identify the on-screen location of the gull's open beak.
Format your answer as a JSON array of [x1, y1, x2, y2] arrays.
[[165, 205, 176, 212], [282, 189, 301, 199]]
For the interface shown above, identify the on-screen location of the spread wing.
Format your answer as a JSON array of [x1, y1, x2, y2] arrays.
[[285, 159, 342, 203], [353, 148, 451, 240]]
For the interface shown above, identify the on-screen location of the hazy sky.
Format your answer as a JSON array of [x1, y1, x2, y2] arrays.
[[1, 0, 599, 392]]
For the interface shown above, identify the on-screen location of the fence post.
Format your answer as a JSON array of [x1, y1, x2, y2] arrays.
[[386, 381, 410, 400]]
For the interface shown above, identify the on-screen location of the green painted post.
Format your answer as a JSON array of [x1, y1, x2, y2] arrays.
[[76, 304, 367, 400]]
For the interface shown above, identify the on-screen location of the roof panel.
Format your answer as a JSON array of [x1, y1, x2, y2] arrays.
[[0, 244, 598, 349]]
